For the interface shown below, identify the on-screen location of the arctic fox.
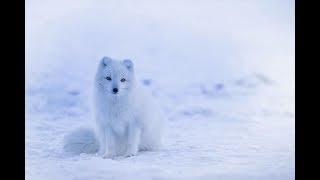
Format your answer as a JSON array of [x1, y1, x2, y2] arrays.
[[63, 57, 164, 158]]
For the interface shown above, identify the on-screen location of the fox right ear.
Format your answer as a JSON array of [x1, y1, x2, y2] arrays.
[[123, 59, 133, 71], [101, 56, 112, 66]]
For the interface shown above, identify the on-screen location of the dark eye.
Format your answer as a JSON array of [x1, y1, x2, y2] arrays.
[[121, 78, 126, 82], [106, 77, 111, 81]]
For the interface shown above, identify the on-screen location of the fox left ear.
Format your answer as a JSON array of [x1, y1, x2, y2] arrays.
[[123, 59, 134, 71]]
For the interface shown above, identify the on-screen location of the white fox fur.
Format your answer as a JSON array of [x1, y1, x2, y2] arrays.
[[63, 127, 99, 154], [63, 57, 164, 158]]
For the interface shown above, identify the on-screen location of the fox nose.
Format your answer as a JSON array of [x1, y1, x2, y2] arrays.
[[112, 88, 118, 93]]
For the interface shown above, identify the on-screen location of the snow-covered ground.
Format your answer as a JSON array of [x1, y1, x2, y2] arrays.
[[25, 0, 295, 179]]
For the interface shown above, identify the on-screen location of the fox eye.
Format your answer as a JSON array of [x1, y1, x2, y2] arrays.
[[121, 78, 126, 82], [106, 77, 111, 81]]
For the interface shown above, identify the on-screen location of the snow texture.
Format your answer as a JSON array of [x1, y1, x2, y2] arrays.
[[26, 0, 294, 179]]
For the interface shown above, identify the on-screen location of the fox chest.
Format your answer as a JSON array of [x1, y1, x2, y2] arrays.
[[105, 110, 134, 135]]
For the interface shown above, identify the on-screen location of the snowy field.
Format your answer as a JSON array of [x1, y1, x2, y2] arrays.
[[25, 0, 295, 179]]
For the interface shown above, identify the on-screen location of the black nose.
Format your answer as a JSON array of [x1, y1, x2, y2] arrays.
[[113, 88, 118, 93]]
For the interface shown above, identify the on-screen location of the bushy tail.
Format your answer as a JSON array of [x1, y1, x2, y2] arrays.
[[63, 127, 99, 155]]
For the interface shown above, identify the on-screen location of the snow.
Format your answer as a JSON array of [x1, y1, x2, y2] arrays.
[[26, 0, 295, 179]]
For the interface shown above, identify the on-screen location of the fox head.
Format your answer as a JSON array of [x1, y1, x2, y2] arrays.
[[95, 56, 136, 97]]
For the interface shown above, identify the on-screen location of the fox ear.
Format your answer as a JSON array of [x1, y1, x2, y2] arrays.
[[101, 56, 112, 66], [123, 59, 133, 71]]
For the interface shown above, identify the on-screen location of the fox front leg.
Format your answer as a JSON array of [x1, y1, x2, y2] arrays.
[[125, 124, 141, 157], [102, 127, 117, 159]]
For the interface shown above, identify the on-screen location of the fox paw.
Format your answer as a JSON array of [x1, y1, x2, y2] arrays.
[[102, 153, 116, 159], [124, 152, 137, 158], [139, 146, 151, 151]]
